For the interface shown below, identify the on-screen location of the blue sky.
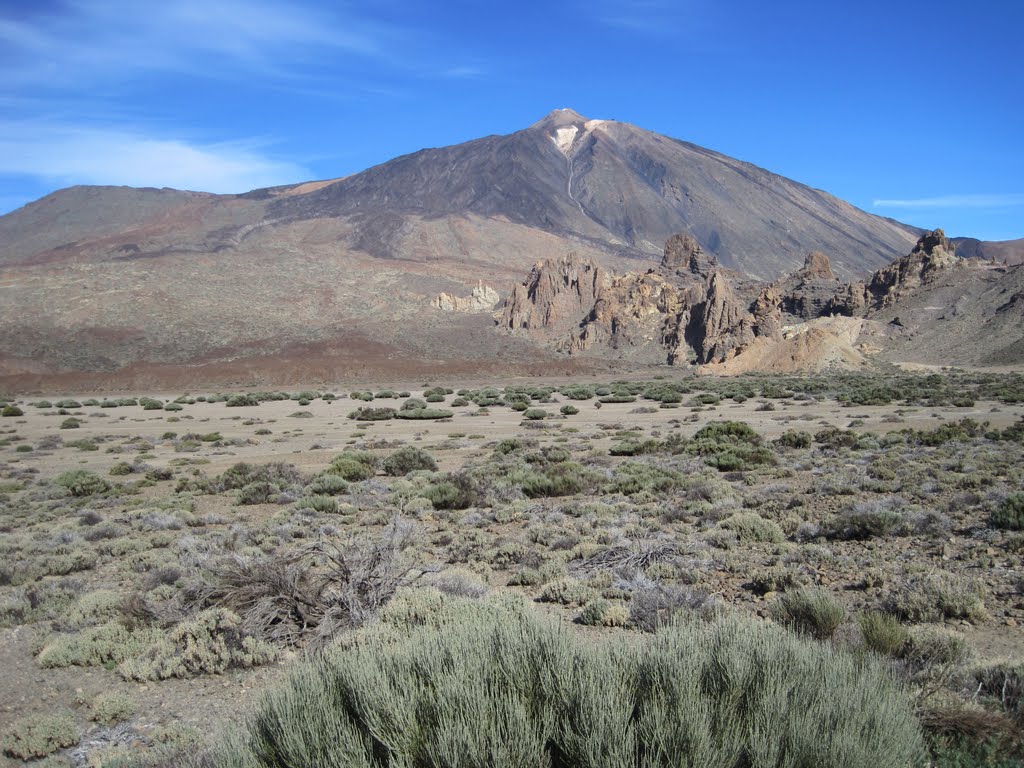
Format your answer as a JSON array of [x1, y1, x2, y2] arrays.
[[1, 0, 1021, 241]]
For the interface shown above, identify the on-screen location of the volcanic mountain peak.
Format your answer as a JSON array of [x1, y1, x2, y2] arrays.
[[5, 111, 1018, 388], [533, 107, 589, 127]]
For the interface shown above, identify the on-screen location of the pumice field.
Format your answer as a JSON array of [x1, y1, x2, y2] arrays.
[[1, 372, 1022, 766]]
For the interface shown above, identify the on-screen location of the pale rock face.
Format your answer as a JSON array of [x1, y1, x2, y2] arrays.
[[432, 282, 500, 313], [552, 126, 579, 155]]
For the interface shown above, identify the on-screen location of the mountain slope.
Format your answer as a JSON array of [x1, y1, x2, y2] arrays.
[[0, 109, 1013, 388], [262, 109, 919, 279]]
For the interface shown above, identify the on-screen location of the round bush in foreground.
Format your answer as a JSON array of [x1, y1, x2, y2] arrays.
[[214, 594, 923, 768]]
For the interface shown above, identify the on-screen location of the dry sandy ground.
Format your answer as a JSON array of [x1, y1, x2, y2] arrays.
[[1, 383, 1022, 765]]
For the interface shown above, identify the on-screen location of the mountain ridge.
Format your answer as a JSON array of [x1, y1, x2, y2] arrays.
[[0, 109, 1020, 390]]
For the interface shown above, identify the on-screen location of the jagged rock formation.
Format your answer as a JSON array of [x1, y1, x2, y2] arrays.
[[432, 282, 500, 313], [496, 228, 1024, 372], [661, 233, 717, 276], [826, 229, 959, 316], [774, 250, 841, 320], [498, 235, 784, 365], [863, 228, 959, 308], [499, 255, 605, 338]]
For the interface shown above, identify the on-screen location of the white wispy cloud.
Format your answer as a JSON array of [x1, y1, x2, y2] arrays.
[[873, 194, 1024, 209], [0, 123, 309, 193], [439, 66, 487, 79], [0, 0, 393, 86], [589, 0, 695, 36]]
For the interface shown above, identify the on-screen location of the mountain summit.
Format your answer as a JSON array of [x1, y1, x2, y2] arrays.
[[255, 109, 918, 279], [1, 110, 1010, 388]]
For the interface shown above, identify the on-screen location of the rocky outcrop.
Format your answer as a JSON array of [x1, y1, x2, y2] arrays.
[[498, 254, 605, 338], [498, 234, 786, 365], [661, 233, 717, 276], [775, 251, 841, 319], [803, 250, 836, 280], [824, 230, 959, 316], [862, 228, 958, 309], [493, 228, 983, 372], [825, 281, 868, 317], [689, 272, 782, 363], [432, 282, 500, 313]]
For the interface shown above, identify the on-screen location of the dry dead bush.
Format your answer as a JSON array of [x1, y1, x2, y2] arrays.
[[573, 539, 678, 575], [185, 518, 427, 649]]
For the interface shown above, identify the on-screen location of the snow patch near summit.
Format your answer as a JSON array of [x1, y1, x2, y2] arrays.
[[552, 126, 578, 155]]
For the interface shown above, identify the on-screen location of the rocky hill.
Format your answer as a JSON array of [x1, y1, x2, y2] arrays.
[[498, 229, 1024, 372]]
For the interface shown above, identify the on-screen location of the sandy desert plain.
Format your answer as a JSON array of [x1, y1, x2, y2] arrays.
[[1, 371, 1023, 767]]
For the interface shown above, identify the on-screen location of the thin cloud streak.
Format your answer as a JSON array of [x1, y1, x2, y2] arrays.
[[0, 123, 310, 193], [0, 0, 396, 88], [873, 194, 1024, 209]]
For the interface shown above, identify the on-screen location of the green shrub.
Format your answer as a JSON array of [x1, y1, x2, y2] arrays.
[[1, 713, 79, 760], [560, 404, 579, 416], [423, 474, 477, 510], [37, 622, 162, 668], [858, 612, 911, 657], [775, 429, 812, 449], [749, 566, 807, 596], [306, 474, 349, 496], [814, 427, 860, 449], [599, 392, 636, 403], [217, 462, 303, 492], [770, 588, 846, 640], [537, 578, 597, 606], [60, 417, 81, 429], [226, 394, 259, 407], [886, 573, 987, 624], [295, 494, 338, 513], [119, 609, 276, 681], [395, 408, 452, 420], [237, 481, 279, 505], [518, 461, 598, 498], [328, 458, 375, 482], [689, 421, 775, 471], [382, 446, 437, 476], [578, 598, 629, 627], [719, 512, 785, 543], [1, 405, 23, 417], [991, 493, 1024, 531], [522, 408, 548, 420], [90, 691, 135, 724], [210, 595, 924, 768], [53, 470, 110, 497], [348, 407, 395, 421], [607, 461, 682, 497], [824, 500, 905, 540]]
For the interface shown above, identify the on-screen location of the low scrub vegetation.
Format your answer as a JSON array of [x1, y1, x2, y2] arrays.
[[209, 594, 924, 768]]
